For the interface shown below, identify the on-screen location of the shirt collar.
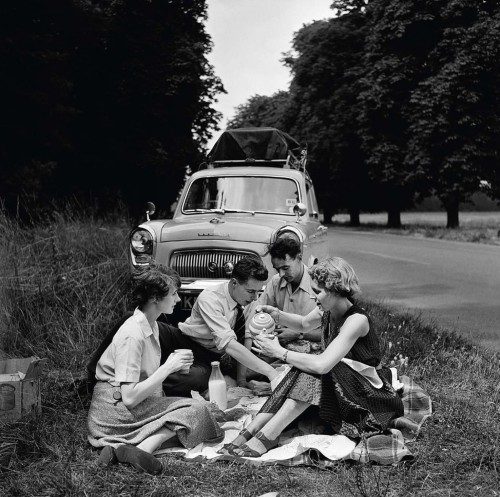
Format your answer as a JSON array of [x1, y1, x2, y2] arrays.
[[133, 308, 158, 338], [224, 281, 239, 310], [279, 263, 310, 292]]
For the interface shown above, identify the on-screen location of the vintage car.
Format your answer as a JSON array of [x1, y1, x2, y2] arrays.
[[129, 127, 329, 322]]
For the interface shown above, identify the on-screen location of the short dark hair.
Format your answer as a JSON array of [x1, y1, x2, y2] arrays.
[[232, 256, 268, 283], [267, 236, 301, 260], [131, 263, 181, 307]]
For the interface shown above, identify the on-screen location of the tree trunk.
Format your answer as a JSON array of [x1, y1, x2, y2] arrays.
[[446, 202, 460, 228], [322, 205, 334, 225], [387, 208, 402, 228], [349, 207, 360, 227]]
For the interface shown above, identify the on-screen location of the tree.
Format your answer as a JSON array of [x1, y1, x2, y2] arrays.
[[0, 0, 90, 211], [226, 91, 290, 130], [0, 0, 224, 217], [73, 0, 225, 215], [331, 0, 371, 16], [274, 0, 500, 228], [285, 14, 372, 225], [406, 0, 500, 227], [355, 0, 450, 227], [357, 0, 500, 228]]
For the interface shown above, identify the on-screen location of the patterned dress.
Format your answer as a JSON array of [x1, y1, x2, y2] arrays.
[[259, 304, 404, 433]]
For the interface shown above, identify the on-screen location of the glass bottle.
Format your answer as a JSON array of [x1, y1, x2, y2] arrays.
[[208, 361, 227, 410]]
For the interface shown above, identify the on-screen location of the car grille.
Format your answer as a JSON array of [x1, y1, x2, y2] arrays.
[[170, 250, 254, 279]]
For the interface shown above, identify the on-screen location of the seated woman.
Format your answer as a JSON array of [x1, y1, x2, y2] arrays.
[[222, 257, 404, 457], [88, 263, 222, 474]]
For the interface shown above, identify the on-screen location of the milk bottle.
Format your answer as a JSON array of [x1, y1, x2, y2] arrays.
[[208, 361, 227, 411]]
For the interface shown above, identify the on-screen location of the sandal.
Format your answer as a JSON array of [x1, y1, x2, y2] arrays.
[[218, 428, 254, 455], [235, 431, 279, 457], [115, 444, 162, 475]]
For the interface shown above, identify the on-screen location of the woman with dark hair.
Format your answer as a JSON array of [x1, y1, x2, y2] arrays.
[[88, 263, 222, 474], [221, 257, 404, 457]]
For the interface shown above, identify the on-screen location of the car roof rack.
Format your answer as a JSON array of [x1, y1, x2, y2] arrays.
[[202, 127, 307, 173]]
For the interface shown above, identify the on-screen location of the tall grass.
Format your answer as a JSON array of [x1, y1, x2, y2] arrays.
[[0, 205, 131, 369], [0, 207, 499, 496]]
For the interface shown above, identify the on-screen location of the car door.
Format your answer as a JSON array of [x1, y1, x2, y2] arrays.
[[301, 179, 328, 266]]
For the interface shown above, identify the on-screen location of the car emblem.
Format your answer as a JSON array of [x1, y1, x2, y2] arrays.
[[223, 261, 234, 275], [198, 232, 230, 237], [210, 217, 224, 224], [208, 261, 218, 272]]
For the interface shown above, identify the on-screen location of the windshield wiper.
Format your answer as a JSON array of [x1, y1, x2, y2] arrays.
[[219, 208, 255, 215], [188, 208, 225, 214], [187, 208, 256, 215], [252, 210, 287, 215]]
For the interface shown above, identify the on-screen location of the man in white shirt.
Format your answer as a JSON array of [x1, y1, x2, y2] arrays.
[[161, 256, 278, 394], [258, 237, 322, 353]]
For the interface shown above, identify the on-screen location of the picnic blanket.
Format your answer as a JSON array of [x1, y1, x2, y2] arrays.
[[156, 371, 431, 467]]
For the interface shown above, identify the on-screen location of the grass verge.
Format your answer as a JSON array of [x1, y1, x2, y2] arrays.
[[330, 212, 500, 246], [0, 208, 499, 496]]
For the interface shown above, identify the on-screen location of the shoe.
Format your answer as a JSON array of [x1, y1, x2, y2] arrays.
[[217, 428, 254, 455], [236, 431, 279, 457], [97, 446, 117, 466], [115, 444, 163, 475]]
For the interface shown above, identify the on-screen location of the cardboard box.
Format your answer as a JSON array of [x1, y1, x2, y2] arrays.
[[0, 357, 46, 425]]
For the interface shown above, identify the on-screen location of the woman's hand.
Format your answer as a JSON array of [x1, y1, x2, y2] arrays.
[[121, 350, 194, 409], [255, 304, 279, 322], [161, 350, 193, 375], [252, 334, 285, 360]]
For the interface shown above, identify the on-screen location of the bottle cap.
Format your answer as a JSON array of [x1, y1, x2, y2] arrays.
[[249, 312, 276, 336], [211, 361, 220, 366]]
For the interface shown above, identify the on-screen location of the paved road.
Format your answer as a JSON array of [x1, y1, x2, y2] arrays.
[[325, 229, 500, 352]]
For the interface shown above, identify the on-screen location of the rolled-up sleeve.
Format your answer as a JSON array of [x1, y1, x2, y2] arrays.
[[197, 295, 237, 350], [113, 335, 144, 383]]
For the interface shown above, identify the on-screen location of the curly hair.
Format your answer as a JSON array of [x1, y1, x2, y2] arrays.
[[130, 263, 181, 308], [309, 257, 360, 298]]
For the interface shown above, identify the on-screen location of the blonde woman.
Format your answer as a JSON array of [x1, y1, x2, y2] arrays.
[[222, 257, 403, 457], [88, 264, 222, 473]]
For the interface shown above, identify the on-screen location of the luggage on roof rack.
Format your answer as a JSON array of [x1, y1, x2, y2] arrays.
[[204, 127, 307, 171]]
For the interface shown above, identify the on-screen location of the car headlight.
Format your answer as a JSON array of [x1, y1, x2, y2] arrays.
[[130, 229, 153, 255]]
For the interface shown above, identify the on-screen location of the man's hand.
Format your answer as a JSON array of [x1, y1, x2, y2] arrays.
[[276, 326, 299, 345]]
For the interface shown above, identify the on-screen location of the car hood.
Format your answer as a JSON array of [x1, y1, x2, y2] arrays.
[[153, 215, 296, 243]]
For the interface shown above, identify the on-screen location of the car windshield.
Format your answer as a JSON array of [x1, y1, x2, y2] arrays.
[[183, 176, 299, 214]]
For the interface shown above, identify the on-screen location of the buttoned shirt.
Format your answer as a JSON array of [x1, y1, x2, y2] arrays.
[[95, 308, 163, 396], [178, 282, 251, 353], [258, 263, 322, 347]]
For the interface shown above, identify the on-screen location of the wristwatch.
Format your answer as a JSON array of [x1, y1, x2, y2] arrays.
[[298, 332, 304, 340]]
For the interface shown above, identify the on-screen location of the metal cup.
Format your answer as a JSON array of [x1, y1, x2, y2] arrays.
[[174, 349, 193, 374]]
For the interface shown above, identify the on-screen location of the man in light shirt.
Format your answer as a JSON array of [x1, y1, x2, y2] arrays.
[[258, 237, 322, 353], [160, 256, 278, 394]]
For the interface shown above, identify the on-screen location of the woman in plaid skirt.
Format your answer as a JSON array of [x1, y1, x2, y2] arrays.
[[221, 257, 403, 457]]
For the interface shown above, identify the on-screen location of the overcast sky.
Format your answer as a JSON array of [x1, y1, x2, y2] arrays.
[[205, 0, 334, 146]]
